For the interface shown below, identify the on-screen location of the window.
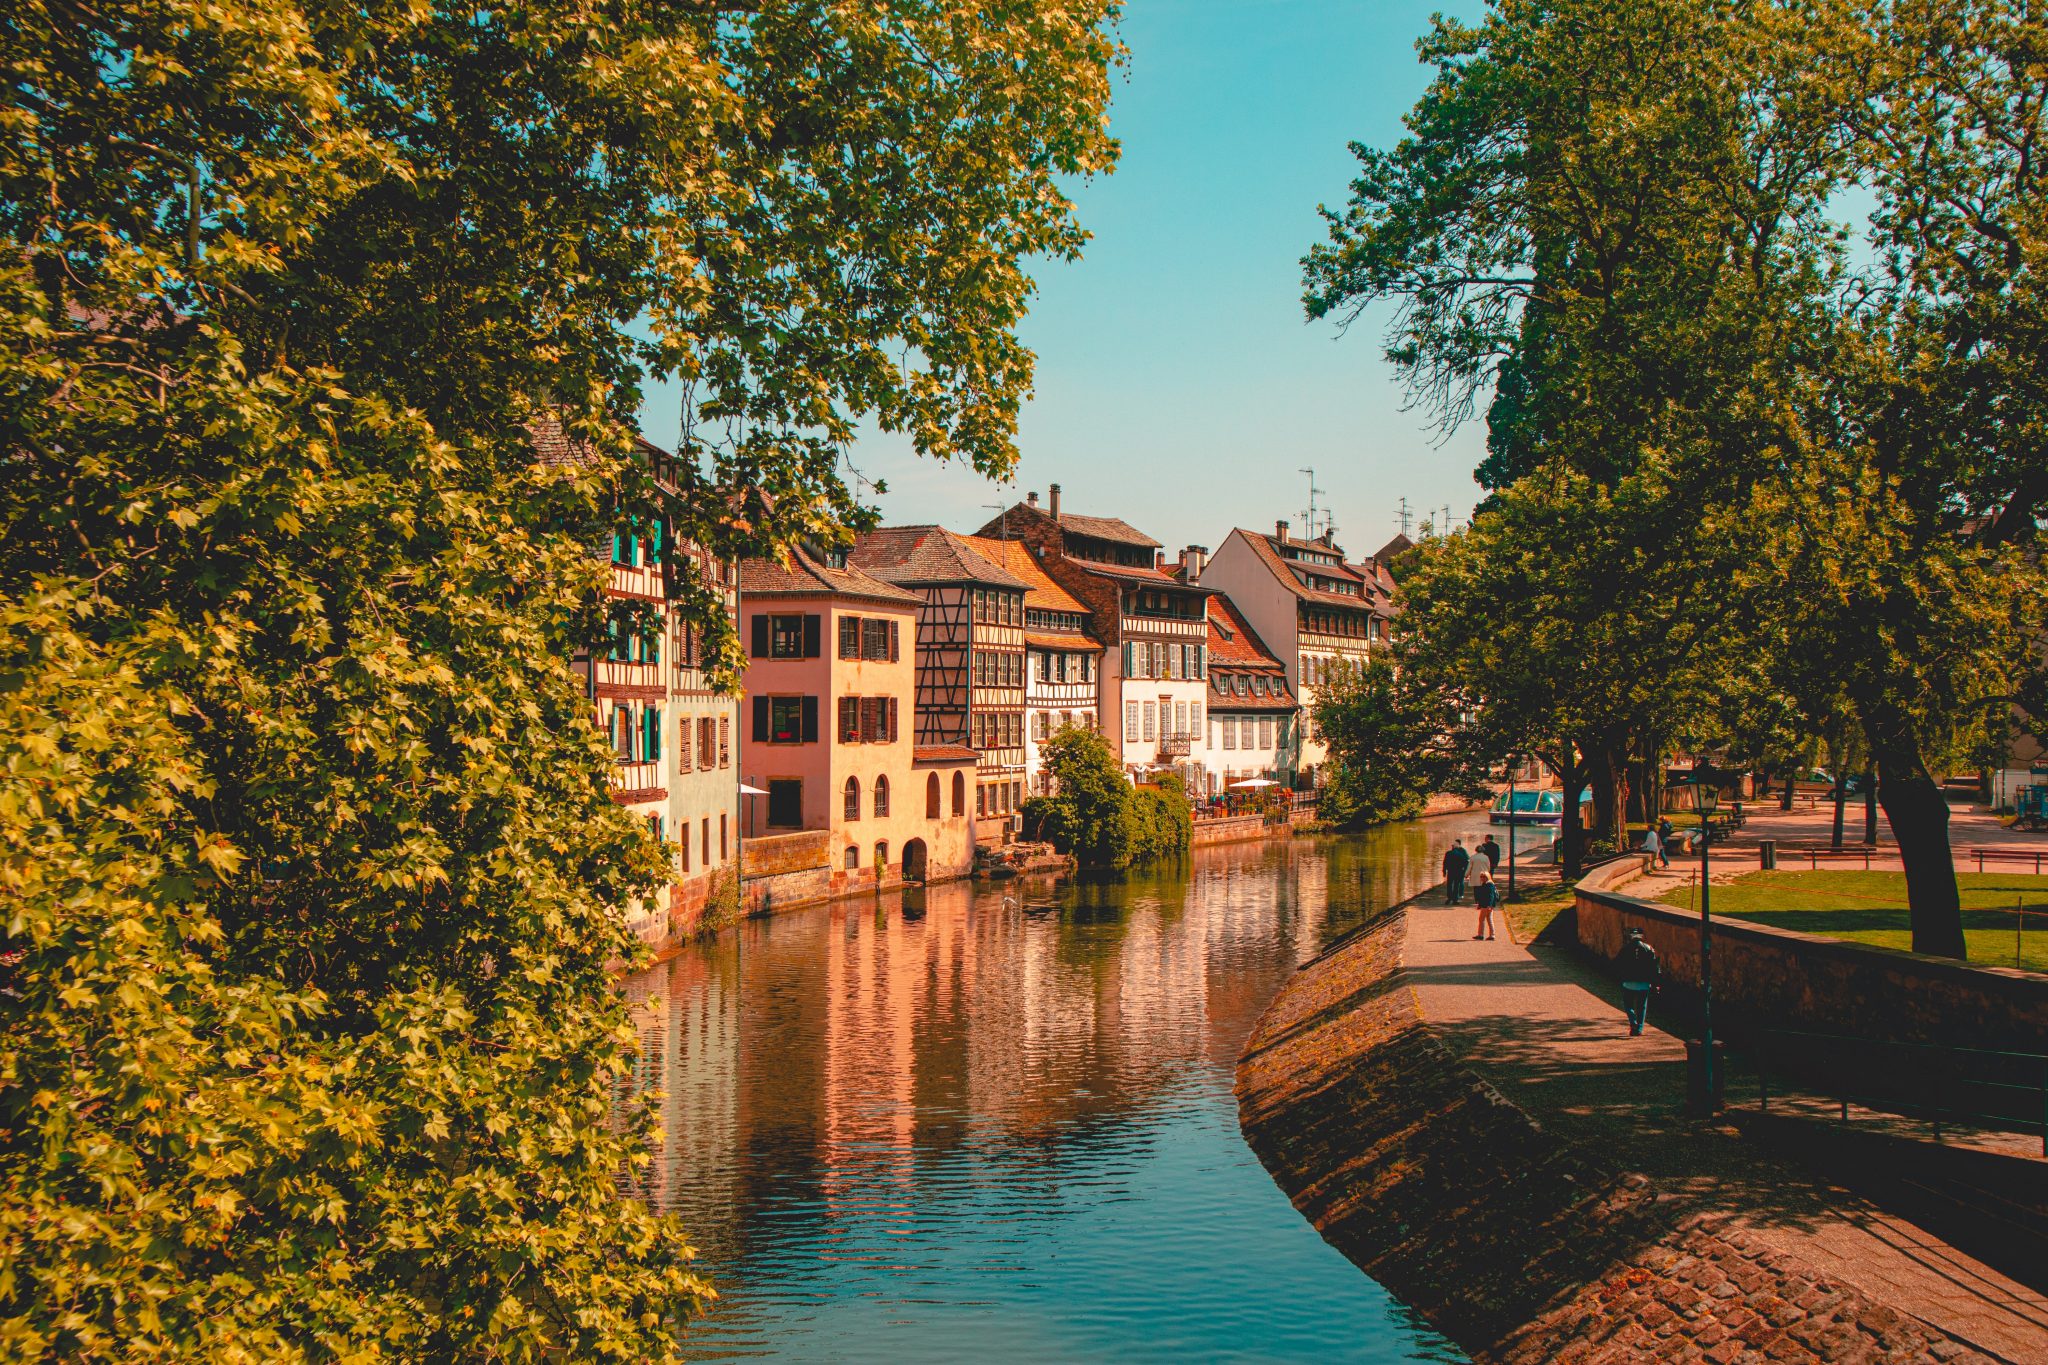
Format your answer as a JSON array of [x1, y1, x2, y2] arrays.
[[679, 815, 689, 871], [720, 813, 728, 859], [845, 845, 860, 870], [1012, 780, 1022, 810], [1142, 702, 1155, 741], [754, 695, 817, 744], [1175, 702, 1188, 737], [839, 696, 860, 743], [1191, 702, 1202, 735], [1259, 717, 1274, 750], [698, 717, 716, 770], [754, 613, 819, 659], [839, 616, 860, 659], [718, 716, 730, 767], [874, 776, 890, 817], [611, 705, 632, 761], [977, 785, 987, 817], [844, 776, 861, 821], [702, 817, 710, 867], [767, 779, 802, 829], [1082, 710, 1094, 730], [1126, 700, 1139, 737], [927, 773, 941, 818], [862, 618, 895, 661], [952, 771, 966, 816], [875, 841, 889, 868], [1034, 710, 1049, 741]]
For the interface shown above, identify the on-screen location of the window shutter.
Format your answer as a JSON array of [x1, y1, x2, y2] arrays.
[[802, 614, 821, 658], [751, 615, 769, 657], [801, 695, 819, 742], [840, 616, 860, 659], [839, 696, 859, 743], [752, 696, 769, 742], [1122, 641, 1134, 675], [889, 620, 900, 661], [888, 697, 899, 742]]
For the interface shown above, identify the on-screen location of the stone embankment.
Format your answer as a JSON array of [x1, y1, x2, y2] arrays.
[[1236, 902, 2010, 1364]]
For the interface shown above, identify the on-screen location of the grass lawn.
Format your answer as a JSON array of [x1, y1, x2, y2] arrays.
[[1504, 878, 1577, 944], [1654, 870, 2048, 972]]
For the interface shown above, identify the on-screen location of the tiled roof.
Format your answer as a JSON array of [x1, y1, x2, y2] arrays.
[[1231, 529, 1385, 610], [963, 536, 1091, 616], [740, 547, 923, 605], [849, 526, 1029, 590], [1025, 631, 1103, 652], [527, 415, 600, 470], [913, 744, 980, 764], [1067, 557, 1205, 587], [1209, 682, 1297, 713], [1373, 532, 1415, 563], [1206, 593, 1286, 669], [1057, 511, 1160, 549]]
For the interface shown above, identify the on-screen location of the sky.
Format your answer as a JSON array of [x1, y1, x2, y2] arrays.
[[641, 0, 1490, 561]]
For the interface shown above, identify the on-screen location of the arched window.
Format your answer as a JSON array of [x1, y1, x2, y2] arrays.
[[843, 776, 861, 821], [844, 845, 860, 870], [875, 841, 889, 868], [926, 772, 941, 818], [874, 775, 890, 817], [952, 770, 966, 816]]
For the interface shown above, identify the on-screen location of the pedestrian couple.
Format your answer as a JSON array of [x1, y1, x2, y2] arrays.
[[1442, 835, 1505, 940], [1640, 816, 1677, 868]]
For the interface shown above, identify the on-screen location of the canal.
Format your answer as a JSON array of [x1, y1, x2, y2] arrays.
[[620, 819, 1512, 1361]]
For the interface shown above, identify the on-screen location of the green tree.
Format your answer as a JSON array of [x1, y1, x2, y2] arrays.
[[1025, 726, 1139, 868], [1130, 772, 1193, 863], [0, 0, 1119, 1355], [1310, 656, 1464, 829]]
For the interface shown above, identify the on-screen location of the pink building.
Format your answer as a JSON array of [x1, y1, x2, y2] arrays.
[[739, 546, 976, 906]]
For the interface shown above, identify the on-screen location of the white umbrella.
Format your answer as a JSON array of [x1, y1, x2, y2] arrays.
[[739, 782, 769, 796], [1230, 778, 1278, 789]]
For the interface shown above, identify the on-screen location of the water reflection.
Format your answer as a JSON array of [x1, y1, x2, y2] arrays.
[[622, 822, 1511, 1362]]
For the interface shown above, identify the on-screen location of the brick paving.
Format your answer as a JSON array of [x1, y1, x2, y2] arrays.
[[1237, 891, 2048, 1365]]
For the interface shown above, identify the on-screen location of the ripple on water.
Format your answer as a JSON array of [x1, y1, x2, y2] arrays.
[[618, 823, 1529, 1362]]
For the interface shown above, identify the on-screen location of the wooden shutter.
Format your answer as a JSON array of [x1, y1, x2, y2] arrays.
[[839, 696, 859, 743], [802, 614, 821, 658], [801, 695, 819, 742], [751, 615, 769, 657], [888, 698, 899, 742], [889, 620, 900, 660], [840, 616, 860, 659], [752, 695, 769, 741]]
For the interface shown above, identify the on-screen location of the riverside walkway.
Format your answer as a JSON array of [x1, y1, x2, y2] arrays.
[[1404, 887, 2048, 1363]]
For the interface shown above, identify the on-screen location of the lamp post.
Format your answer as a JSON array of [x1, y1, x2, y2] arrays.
[[1505, 756, 1519, 901], [1691, 767, 1720, 1116]]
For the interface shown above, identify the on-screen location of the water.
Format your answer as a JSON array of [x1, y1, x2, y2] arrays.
[[620, 821, 1513, 1361]]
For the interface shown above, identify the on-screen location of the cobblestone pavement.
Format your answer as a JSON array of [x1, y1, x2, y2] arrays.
[[1405, 892, 2048, 1362]]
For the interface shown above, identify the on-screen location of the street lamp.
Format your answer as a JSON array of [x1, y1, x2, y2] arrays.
[[1504, 756, 1520, 901], [1690, 767, 1720, 1116]]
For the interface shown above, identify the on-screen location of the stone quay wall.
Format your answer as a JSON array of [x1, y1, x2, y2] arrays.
[[1190, 814, 1272, 847], [1236, 903, 1981, 1364], [1572, 856, 2048, 1053]]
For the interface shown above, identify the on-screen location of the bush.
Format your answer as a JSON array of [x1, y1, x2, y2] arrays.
[[1131, 775, 1193, 863]]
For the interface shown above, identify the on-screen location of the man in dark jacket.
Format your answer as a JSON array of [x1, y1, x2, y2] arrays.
[[1442, 839, 1471, 904], [1618, 927, 1660, 1035], [1476, 834, 1503, 878]]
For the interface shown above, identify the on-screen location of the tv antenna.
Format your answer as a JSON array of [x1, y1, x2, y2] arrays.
[[983, 500, 1011, 540], [1299, 468, 1329, 541], [1397, 497, 1413, 538]]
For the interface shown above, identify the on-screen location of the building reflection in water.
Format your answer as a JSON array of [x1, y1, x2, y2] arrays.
[[619, 825, 1476, 1363]]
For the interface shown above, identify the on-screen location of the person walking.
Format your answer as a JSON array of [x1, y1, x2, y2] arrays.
[[1476, 834, 1503, 878], [1618, 927, 1660, 1035], [1442, 839, 1470, 904], [1640, 822, 1664, 868], [1472, 870, 1499, 940]]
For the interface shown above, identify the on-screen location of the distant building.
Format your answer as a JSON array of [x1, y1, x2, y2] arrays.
[[1203, 592, 1298, 794], [530, 418, 740, 947], [738, 546, 975, 898], [976, 485, 1211, 791], [1198, 521, 1393, 784], [967, 534, 1106, 794], [848, 526, 1030, 840]]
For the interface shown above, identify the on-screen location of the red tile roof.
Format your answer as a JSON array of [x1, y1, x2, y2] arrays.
[[1056, 511, 1160, 549], [913, 744, 979, 764], [849, 526, 1029, 590], [963, 536, 1092, 616], [740, 547, 923, 605], [1229, 528, 1387, 610], [1206, 593, 1285, 668]]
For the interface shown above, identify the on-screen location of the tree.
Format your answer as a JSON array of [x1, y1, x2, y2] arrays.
[[1025, 726, 1139, 868], [0, 0, 1119, 1355], [1310, 656, 1468, 829], [1130, 772, 1194, 863]]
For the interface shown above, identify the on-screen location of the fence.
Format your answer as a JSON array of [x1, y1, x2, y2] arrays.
[[1752, 1026, 2048, 1156]]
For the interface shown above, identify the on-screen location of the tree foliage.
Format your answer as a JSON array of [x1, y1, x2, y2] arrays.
[[1310, 657, 1462, 829], [1024, 726, 1139, 868], [0, 0, 1119, 1355]]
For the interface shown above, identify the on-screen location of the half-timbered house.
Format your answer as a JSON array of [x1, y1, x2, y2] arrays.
[[849, 527, 1030, 841], [966, 535, 1105, 794], [975, 486, 1211, 791], [1197, 521, 1395, 784]]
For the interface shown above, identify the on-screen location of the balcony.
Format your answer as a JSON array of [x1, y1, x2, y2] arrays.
[[1158, 735, 1191, 758]]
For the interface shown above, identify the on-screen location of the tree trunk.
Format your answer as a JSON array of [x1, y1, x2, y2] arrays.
[[1831, 771, 1847, 850], [1779, 769, 1795, 811], [1866, 719, 1964, 957], [1587, 740, 1628, 851], [1863, 767, 1878, 845], [1557, 742, 1584, 878]]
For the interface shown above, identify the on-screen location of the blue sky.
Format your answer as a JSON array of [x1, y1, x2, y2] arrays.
[[642, 0, 1489, 560]]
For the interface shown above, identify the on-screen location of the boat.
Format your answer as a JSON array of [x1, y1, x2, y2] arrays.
[[1490, 789, 1566, 825]]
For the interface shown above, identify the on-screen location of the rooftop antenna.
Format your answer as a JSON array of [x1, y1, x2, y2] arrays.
[[983, 500, 1010, 540], [1397, 497, 1413, 538], [1299, 468, 1329, 541]]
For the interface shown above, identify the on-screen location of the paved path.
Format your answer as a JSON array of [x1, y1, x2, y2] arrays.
[[1403, 887, 2048, 1364]]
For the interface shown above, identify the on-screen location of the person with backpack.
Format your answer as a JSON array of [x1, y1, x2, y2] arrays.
[[1442, 839, 1470, 904], [1472, 870, 1499, 940], [1618, 927, 1660, 1035]]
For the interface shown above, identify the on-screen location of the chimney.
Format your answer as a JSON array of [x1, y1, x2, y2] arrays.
[[1026, 490, 1039, 508], [1275, 519, 1290, 544], [1049, 483, 1062, 520], [1155, 550, 1166, 572], [1181, 544, 1209, 580]]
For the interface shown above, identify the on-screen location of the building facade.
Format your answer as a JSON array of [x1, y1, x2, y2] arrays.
[[1197, 521, 1392, 784], [1202, 592, 1298, 796], [849, 526, 1030, 841], [976, 486, 1210, 790], [739, 547, 975, 899], [966, 535, 1105, 795]]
